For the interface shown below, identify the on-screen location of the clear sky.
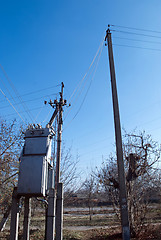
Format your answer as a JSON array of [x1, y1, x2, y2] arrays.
[[1, 0, 161, 176]]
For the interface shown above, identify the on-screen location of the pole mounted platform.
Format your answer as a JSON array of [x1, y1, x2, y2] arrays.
[[105, 28, 131, 240]]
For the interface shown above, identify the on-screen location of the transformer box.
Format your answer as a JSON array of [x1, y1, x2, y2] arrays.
[[17, 127, 54, 197]]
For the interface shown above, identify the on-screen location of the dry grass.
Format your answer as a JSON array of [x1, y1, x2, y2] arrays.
[[1, 204, 161, 239]]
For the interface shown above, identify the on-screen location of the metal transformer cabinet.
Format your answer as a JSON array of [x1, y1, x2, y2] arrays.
[[17, 127, 54, 197]]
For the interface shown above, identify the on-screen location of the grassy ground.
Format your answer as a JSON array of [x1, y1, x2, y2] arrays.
[[1, 204, 161, 239]]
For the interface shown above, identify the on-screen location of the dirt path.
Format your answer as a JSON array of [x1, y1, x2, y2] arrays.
[[64, 225, 119, 231]]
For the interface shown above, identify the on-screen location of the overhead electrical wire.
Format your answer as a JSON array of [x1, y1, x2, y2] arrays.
[[34, 104, 45, 122], [41, 107, 53, 124], [109, 25, 161, 134], [0, 64, 60, 123], [111, 29, 161, 39], [63, 39, 104, 131], [113, 43, 161, 52], [113, 36, 161, 45], [0, 91, 58, 104], [0, 64, 34, 123], [0, 76, 28, 123], [64, 37, 104, 121], [17, 84, 60, 97], [68, 38, 105, 104], [72, 41, 103, 120], [0, 93, 58, 110], [107, 24, 161, 52], [0, 86, 59, 104], [109, 24, 161, 34], [0, 88, 26, 124], [0, 64, 31, 122], [0, 76, 24, 117], [2, 106, 44, 118]]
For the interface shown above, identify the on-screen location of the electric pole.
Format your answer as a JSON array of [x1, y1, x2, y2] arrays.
[[105, 28, 130, 240], [55, 82, 65, 185], [55, 82, 66, 240], [45, 82, 67, 240]]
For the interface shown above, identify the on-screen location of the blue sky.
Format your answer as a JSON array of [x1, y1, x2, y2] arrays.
[[1, 0, 161, 176]]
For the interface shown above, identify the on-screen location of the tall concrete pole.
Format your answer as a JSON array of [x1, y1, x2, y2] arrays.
[[55, 82, 64, 185], [105, 28, 130, 240], [55, 82, 65, 240], [46, 189, 56, 240], [55, 183, 63, 240]]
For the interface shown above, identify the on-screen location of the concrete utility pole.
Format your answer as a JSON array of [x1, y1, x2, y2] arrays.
[[55, 82, 66, 240], [46, 189, 56, 240], [55, 82, 65, 185], [105, 28, 130, 240]]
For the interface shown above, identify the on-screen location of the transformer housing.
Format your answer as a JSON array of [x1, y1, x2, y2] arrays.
[[17, 127, 54, 197]]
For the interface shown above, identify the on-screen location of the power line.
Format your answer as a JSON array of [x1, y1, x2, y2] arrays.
[[0, 77, 25, 118], [1, 106, 44, 118], [0, 75, 28, 122], [19, 84, 60, 97], [107, 26, 161, 52], [64, 38, 104, 121], [41, 107, 53, 124], [0, 64, 34, 123], [68, 38, 104, 104], [0, 86, 58, 103], [113, 43, 161, 52], [0, 88, 26, 124], [0, 93, 57, 110], [109, 24, 161, 34], [34, 104, 45, 122], [72, 42, 103, 120], [113, 36, 161, 45], [63, 40, 103, 131], [111, 29, 161, 39]]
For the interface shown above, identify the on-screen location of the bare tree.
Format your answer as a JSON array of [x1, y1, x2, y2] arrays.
[[82, 175, 96, 220], [60, 145, 79, 191], [97, 130, 161, 237], [51, 143, 80, 203], [0, 118, 24, 213]]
